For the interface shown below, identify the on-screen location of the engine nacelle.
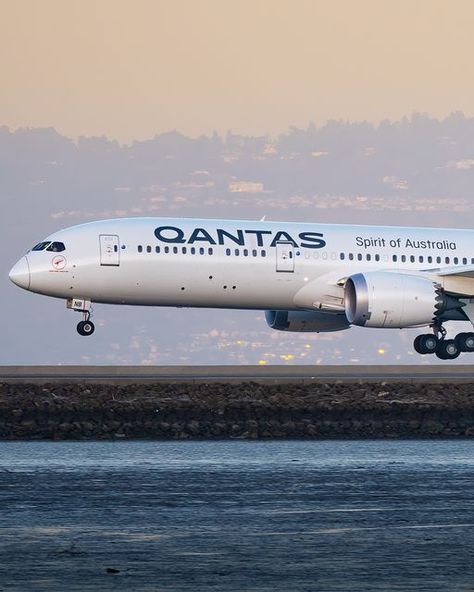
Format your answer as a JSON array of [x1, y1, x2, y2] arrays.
[[344, 272, 462, 328], [265, 310, 350, 332]]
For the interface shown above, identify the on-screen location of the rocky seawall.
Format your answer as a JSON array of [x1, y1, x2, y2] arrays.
[[1, 381, 474, 440]]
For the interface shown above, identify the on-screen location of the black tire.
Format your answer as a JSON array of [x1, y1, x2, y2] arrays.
[[456, 332, 474, 353], [413, 335, 423, 354], [435, 339, 460, 360], [415, 334, 438, 355], [77, 320, 95, 336]]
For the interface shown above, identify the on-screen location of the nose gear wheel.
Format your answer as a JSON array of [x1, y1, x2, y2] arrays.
[[75, 306, 95, 337], [77, 319, 95, 336]]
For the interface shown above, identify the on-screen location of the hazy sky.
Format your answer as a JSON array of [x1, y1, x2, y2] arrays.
[[2, 0, 474, 142]]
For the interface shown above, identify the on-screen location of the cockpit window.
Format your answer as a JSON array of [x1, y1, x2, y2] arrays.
[[32, 241, 51, 251], [46, 242, 66, 252]]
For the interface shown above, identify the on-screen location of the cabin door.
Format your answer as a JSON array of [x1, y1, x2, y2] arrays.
[[99, 234, 120, 266], [275, 241, 295, 272]]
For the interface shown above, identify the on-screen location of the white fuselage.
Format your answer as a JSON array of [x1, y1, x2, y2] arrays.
[[11, 216, 474, 359], [9, 216, 474, 313]]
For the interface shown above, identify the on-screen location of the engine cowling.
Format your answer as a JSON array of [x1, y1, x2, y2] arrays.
[[265, 310, 350, 332], [344, 271, 463, 328]]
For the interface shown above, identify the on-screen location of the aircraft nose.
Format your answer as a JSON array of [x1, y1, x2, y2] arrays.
[[9, 256, 31, 290]]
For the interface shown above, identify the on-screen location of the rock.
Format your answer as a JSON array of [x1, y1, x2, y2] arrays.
[[1, 380, 474, 440]]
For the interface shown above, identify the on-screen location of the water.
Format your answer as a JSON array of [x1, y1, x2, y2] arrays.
[[1, 440, 474, 591]]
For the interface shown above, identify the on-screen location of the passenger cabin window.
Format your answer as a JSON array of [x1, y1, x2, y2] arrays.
[[46, 242, 65, 252], [32, 241, 51, 251]]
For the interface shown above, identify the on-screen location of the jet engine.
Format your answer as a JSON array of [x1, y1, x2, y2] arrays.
[[344, 271, 465, 328], [265, 310, 350, 332]]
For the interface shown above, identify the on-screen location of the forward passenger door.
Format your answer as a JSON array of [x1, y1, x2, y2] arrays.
[[99, 234, 120, 266]]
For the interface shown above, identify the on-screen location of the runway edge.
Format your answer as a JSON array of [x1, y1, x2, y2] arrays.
[[1, 365, 474, 384]]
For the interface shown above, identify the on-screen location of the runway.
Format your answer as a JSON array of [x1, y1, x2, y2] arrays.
[[1, 364, 474, 383]]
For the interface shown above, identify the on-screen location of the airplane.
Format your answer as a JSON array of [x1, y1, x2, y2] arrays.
[[8, 216, 474, 360]]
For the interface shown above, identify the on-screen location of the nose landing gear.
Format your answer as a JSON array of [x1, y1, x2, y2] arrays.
[[413, 322, 474, 359], [77, 313, 95, 336], [67, 297, 95, 337]]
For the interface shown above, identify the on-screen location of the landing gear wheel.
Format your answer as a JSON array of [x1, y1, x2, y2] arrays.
[[413, 335, 423, 354], [77, 320, 95, 336], [414, 334, 438, 355], [435, 339, 460, 360], [455, 332, 474, 353]]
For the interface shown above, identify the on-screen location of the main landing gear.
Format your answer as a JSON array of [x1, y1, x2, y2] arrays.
[[67, 297, 95, 337], [413, 323, 474, 360]]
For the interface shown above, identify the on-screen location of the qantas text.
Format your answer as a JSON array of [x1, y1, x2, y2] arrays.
[[154, 226, 326, 249]]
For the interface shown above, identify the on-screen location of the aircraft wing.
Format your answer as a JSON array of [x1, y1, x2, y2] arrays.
[[425, 265, 474, 278]]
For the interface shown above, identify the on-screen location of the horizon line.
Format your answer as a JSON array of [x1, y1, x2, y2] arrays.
[[1, 110, 470, 146]]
